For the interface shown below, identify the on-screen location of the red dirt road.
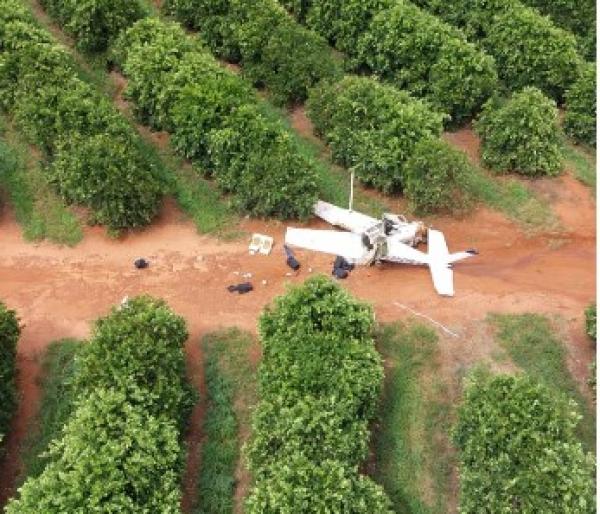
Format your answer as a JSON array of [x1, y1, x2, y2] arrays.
[[0, 172, 595, 508]]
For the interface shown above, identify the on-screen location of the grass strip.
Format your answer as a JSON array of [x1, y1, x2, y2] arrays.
[[489, 313, 596, 452], [562, 139, 596, 189], [373, 322, 454, 514], [197, 329, 258, 513], [19, 340, 81, 483], [0, 118, 83, 246], [464, 168, 558, 233]]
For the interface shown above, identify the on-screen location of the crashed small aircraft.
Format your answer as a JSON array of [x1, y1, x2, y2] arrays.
[[285, 201, 477, 297]]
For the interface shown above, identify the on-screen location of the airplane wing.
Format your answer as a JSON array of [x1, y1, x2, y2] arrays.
[[314, 201, 379, 234], [285, 228, 371, 263]]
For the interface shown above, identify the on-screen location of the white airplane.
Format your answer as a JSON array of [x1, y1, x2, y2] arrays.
[[285, 201, 477, 297]]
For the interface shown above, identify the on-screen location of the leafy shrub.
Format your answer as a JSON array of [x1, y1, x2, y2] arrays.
[[247, 456, 392, 514], [453, 373, 596, 513], [247, 276, 390, 511], [0, 2, 165, 230], [304, 0, 391, 53], [72, 296, 192, 422], [564, 64, 596, 147], [484, 5, 582, 100], [6, 388, 183, 513], [519, 0, 596, 59], [39, 0, 146, 52], [475, 87, 563, 176], [585, 303, 596, 341], [588, 361, 596, 400], [163, 0, 340, 105], [355, 1, 497, 123], [6, 296, 192, 512], [404, 139, 474, 214], [0, 302, 19, 443], [114, 18, 319, 218], [280, 0, 497, 123], [411, 0, 582, 101], [307, 76, 446, 192], [207, 105, 319, 218], [246, 395, 370, 476], [48, 133, 163, 230]]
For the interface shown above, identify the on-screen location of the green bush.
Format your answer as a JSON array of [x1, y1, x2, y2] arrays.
[[307, 76, 446, 192], [411, 0, 582, 101], [453, 373, 596, 513], [39, 0, 146, 52], [0, 2, 165, 230], [72, 296, 192, 421], [247, 276, 390, 511], [588, 361, 596, 400], [163, 0, 340, 105], [246, 395, 370, 476], [404, 139, 474, 214], [585, 303, 596, 341], [6, 388, 183, 513], [519, 0, 596, 59], [0, 302, 19, 443], [114, 18, 318, 218], [356, 1, 497, 123], [280, 0, 497, 123], [475, 87, 564, 176], [484, 5, 582, 100], [564, 64, 596, 147], [6, 296, 192, 512], [49, 134, 163, 230], [304, 0, 391, 53], [247, 456, 392, 514]]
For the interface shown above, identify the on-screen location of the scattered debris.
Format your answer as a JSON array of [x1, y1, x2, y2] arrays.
[[261, 279, 268, 286], [332, 256, 355, 280], [134, 258, 149, 269], [393, 302, 459, 338], [227, 282, 254, 294], [284, 244, 301, 271], [242, 272, 253, 279], [249, 233, 274, 255]]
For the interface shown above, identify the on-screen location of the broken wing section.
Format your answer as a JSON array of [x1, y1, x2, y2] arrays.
[[314, 201, 379, 234], [285, 228, 372, 264], [429, 263, 454, 297]]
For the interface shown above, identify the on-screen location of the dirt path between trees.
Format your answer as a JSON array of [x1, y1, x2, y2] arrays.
[[0, 167, 595, 509]]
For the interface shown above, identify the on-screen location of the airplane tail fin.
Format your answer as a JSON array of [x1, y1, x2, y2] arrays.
[[427, 230, 478, 297]]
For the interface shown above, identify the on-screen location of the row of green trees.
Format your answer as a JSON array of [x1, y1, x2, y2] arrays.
[[0, 1, 165, 230], [163, 0, 341, 106], [245, 276, 392, 512], [308, 76, 474, 211], [39, 0, 147, 52], [516, 0, 595, 60], [454, 372, 596, 512], [6, 296, 194, 512], [112, 18, 318, 219], [411, 0, 583, 101], [281, 0, 497, 124], [0, 302, 19, 448]]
